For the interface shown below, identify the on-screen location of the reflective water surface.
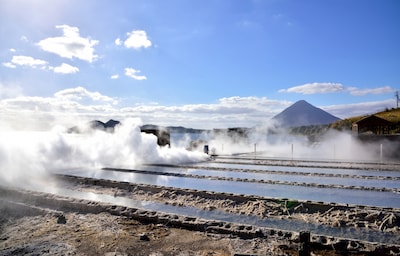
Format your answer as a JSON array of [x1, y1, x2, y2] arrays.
[[56, 164, 400, 208], [48, 160, 400, 244], [198, 162, 400, 177], [140, 165, 400, 189], [28, 185, 400, 245]]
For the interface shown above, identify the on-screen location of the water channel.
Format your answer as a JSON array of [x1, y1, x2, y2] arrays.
[[56, 162, 400, 208], [25, 185, 400, 245]]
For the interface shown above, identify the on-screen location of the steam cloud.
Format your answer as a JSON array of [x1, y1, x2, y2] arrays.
[[1, 117, 396, 190], [201, 121, 390, 162], [0, 118, 208, 188]]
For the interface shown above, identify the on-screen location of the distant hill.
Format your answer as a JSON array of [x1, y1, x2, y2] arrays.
[[330, 107, 400, 132], [273, 100, 341, 127], [89, 119, 121, 131], [141, 124, 206, 133], [68, 119, 121, 133], [167, 126, 207, 133]]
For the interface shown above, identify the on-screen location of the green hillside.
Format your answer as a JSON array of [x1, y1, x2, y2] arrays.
[[290, 108, 400, 141], [375, 108, 400, 123], [329, 108, 400, 131]]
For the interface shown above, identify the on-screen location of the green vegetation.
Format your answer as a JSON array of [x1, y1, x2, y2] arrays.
[[284, 200, 299, 209], [329, 116, 364, 131], [291, 108, 400, 139], [329, 108, 400, 132], [375, 108, 400, 123]]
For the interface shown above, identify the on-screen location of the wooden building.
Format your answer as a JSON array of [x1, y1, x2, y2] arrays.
[[352, 115, 394, 135]]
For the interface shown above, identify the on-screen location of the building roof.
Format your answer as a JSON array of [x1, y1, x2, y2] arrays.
[[352, 115, 393, 126]]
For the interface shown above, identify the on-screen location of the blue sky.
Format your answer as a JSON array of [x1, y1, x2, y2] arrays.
[[0, 0, 399, 129]]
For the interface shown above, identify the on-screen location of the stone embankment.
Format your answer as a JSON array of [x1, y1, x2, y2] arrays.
[[59, 174, 400, 235], [1, 184, 400, 255]]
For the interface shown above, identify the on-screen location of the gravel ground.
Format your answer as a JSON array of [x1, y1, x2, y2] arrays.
[[1, 177, 400, 255], [0, 205, 298, 255], [64, 175, 400, 236]]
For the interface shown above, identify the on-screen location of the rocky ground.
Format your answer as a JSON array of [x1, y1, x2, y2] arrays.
[[1, 173, 400, 255], [0, 202, 378, 256], [0, 196, 302, 256], [64, 175, 400, 236], [1, 211, 237, 256]]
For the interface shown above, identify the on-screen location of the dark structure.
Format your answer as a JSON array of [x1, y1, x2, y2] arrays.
[[352, 115, 400, 160], [187, 139, 208, 152], [140, 128, 171, 147], [213, 128, 249, 142], [352, 115, 394, 135], [89, 119, 121, 132], [69, 120, 170, 147], [68, 119, 121, 133]]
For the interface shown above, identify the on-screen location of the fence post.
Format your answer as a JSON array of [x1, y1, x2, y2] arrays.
[[291, 144, 294, 161], [299, 231, 310, 256]]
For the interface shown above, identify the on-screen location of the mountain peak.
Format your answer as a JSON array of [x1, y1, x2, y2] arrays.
[[295, 99, 307, 104], [273, 100, 340, 127]]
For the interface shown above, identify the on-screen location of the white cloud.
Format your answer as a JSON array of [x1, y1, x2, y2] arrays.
[[0, 91, 290, 130], [120, 96, 291, 128], [0, 83, 23, 99], [219, 96, 288, 108], [116, 30, 152, 49], [279, 82, 396, 97], [52, 63, 79, 74], [20, 36, 28, 42], [125, 68, 147, 80], [0, 85, 395, 130], [2, 62, 16, 68], [111, 74, 119, 79], [322, 99, 395, 118], [0, 96, 116, 130], [279, 82, 345, 94], [37, 25, 99, 62], [3, 56, 79, 74], [115, 38, 122, 46], [347, 86, 395, 96], [9, 48, 16, 52], [3, 55, 48, 69], [54, 86, 117, 104]]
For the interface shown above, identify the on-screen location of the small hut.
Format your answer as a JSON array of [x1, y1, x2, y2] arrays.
[[352, 115, 393, 135]]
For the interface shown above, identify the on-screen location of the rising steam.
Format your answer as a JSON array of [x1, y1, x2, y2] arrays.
[[0, 118, 208, 188], [1, 117, 397, 190], [200, 120, 392, 162]]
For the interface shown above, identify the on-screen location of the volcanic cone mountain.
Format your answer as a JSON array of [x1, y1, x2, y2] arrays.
[[273, 100, 340, 127]]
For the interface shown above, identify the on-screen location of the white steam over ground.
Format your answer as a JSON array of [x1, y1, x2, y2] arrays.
[[0, 118, 208, 188], [198, 122, 389, 162], [1, 117, 397, 190]]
